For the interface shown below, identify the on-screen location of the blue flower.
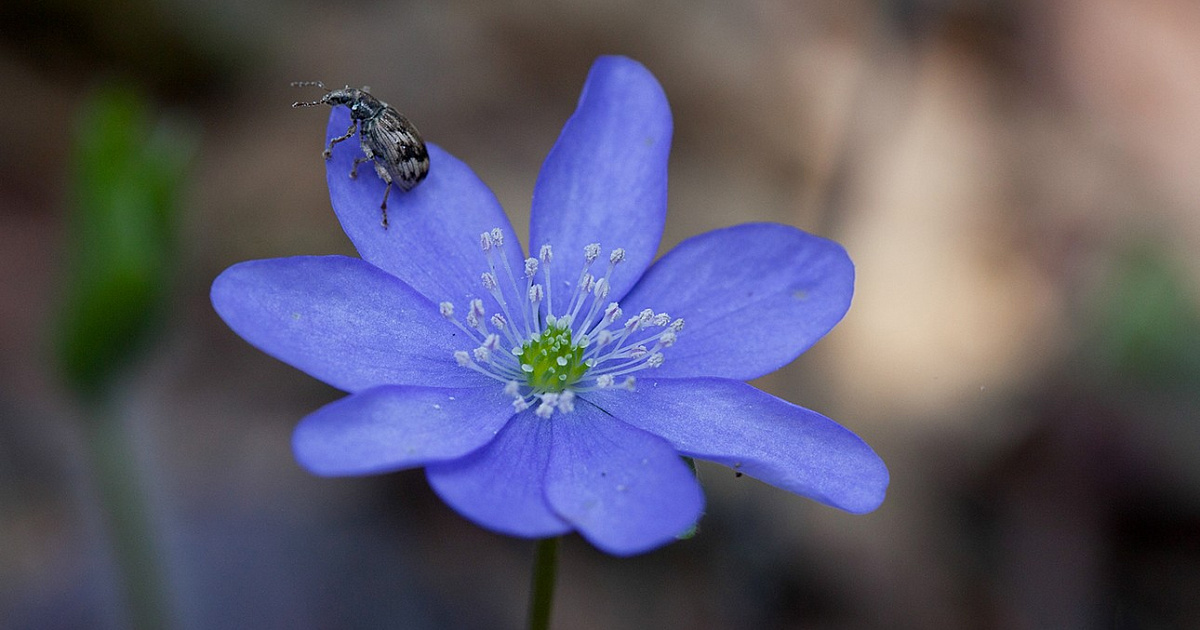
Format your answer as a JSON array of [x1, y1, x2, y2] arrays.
[[211, 56, 887, 556]]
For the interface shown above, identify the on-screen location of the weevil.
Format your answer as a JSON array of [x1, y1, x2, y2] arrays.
[[292, 81, 429, 228]]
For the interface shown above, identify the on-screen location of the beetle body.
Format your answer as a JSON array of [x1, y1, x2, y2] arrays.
[[292, 81, 429, 228]]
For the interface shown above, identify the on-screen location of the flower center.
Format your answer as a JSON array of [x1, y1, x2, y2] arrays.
[[441, 228, 683, 418], [516, 321, 588, 391]]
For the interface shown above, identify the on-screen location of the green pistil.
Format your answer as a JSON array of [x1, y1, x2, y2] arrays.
[[517, 321, 589, 392]]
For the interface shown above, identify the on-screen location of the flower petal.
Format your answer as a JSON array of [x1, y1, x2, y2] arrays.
[[324, 110, 526, 307], [293, 385, 515, 476], [426, 411, 571, 538], [529, 56, 672, 308], [584, 377, 888, 514], [211, 255, 482, 392], [545, 400, 704, 556], [620, 223, 854, 380]]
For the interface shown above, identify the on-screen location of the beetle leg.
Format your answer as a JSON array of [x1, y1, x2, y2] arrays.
[[350, 155, 373, 179], [375, 160, 394, 199], [370, 160, 394, 229], [349, 131, 381, 179], [380, 181, 392, 229], [324, 121, 358, 158]]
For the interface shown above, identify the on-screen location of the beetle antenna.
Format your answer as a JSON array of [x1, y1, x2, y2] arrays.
[[291, 80, 331, 108]]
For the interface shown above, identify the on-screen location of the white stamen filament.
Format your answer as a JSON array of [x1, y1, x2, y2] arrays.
[[444, 232, 682, 417]]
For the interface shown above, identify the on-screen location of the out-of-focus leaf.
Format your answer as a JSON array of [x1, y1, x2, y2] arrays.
[[1090, 242, 1200, 388], [55, 85, 195, 398]]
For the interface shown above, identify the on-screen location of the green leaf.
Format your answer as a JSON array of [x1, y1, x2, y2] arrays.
[[55, 85, 195, 398]]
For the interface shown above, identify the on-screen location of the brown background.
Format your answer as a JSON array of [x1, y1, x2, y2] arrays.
[[2, 0, 1199, 628]]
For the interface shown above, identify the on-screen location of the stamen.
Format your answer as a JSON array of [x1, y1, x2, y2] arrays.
[[539, 244, 554, 313], [466, 299, 485, 330], [557, 390, 576, 413], [481, 272, 498, 290], [446, 231, 679, 418]]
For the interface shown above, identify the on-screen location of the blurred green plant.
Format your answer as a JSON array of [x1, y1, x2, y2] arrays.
[[1089, 241, 1200, 389], [53, 84, 196, 630], [55, 85, 194, 398]]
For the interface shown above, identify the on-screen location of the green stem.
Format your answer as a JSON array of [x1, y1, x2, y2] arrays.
[[527, 537, 560, 630], [84, 400, 174, 630]]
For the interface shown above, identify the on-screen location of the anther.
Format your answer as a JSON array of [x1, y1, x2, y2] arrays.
[[593, 277, 610, 299], [557, 390, 576, 413], [482, 272, 498, 290]]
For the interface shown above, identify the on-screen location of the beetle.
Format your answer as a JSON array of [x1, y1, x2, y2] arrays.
[[292, 81, 429, 228]]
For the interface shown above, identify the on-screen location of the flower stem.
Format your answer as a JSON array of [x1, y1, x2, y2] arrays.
[[84, 398, 174, 630], [527, 536, 560, 630]]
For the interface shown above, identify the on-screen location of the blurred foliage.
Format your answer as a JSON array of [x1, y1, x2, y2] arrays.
[[1088, 241, 1200, 389], [0, 0, 247, 99], [54, 85, 195, 399]]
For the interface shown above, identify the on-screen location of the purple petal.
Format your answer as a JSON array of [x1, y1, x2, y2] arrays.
[[529, 56, 672, 310], [293, 385, 516, 476], [323, 110, 526, 307], [584, 378, 888, 514], [545, 401, 704, 556], [211, 256, 483, 392], [426, 412, 571, 538], [620, 223, 854, 380]]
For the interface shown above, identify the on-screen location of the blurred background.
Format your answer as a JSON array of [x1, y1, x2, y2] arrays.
[[3, 0, 1200, 628]]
